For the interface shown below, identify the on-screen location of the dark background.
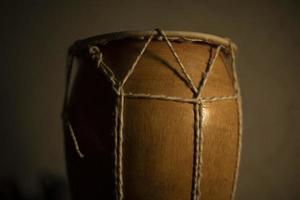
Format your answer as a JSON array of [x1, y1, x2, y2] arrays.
[[1, 0, 299, 199]]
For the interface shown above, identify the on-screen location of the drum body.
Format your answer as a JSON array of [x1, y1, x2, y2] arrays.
[[63, 30, 242, 200]]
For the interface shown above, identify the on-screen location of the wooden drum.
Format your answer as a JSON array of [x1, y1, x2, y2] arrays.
[[62, 29, 242, 200]]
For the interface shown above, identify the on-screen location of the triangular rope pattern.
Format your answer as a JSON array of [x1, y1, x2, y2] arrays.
[[156, 29, 198, 94], [63, 29, 241, 200], [197, 45, 223, 97], [121, 35, 154, 88]]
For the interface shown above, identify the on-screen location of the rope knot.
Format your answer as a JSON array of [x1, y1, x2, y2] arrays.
[[89, 46, 103, 65]]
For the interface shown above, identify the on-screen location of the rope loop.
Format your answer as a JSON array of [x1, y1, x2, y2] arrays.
[[89, 45, 103, 66]]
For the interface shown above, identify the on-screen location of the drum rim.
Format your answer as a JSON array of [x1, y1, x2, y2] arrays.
[[74, 30, 238, 51]]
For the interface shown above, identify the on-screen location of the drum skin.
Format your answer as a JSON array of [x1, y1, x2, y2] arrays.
[[64, 32, 241, 200]]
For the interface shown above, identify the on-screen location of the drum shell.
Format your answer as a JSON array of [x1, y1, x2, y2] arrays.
[[65, 35, 240, 200]]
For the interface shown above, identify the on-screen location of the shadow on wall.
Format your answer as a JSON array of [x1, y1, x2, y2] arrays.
[[0, 174, 69, 200]]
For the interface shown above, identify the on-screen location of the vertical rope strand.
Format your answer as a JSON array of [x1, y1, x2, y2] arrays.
[[118, 89, 125, 200], [197, 103, 204, 200], [191, 45, 222, 200], [115, 88, 125, 200], [229, 44, 243, 200], [191, 103, 200, 200], [191, 102, 204, 200], [113, 94, 121, 199]]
